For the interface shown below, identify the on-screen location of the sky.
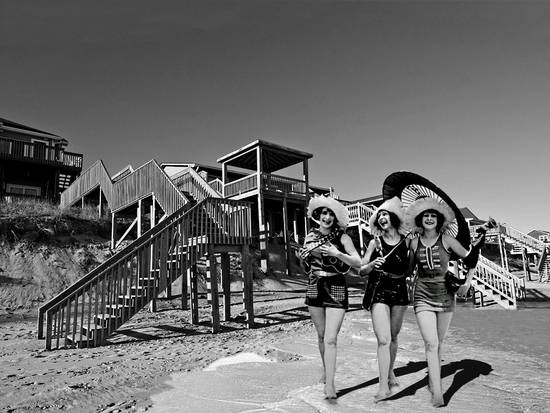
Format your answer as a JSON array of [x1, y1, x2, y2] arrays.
[[2, 0, 549, 233]]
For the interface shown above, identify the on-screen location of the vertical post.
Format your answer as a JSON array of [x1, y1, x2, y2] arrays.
[[257, 147, 268, 273], [359, 226, 365, 256], [282, 196, 290, 276], [221, 252, 231, 321], [98, 190, 102, 218], [189, 265, 198, 324], [241, 245, 255, 328], [303, 158, 310, 233], [137, 199, 142, 238], [206, 248, 220, 333], [497, 233, 505, 269], [221, 162, 227, 198], [292, 209, 299, 242], [111, 211, 116, 250]]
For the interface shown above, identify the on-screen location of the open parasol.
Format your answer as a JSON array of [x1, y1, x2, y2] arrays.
[[382, 171, 472, 264]]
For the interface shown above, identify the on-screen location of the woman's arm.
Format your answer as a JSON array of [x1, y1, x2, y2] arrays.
[[407, 237, 419, 276], [359, 240, 385, 276], [319, 233, 361, 268], [443, 234, 469, 258]]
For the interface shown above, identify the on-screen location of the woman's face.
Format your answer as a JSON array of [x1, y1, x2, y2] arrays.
[[421, 211, 438, 230], [319, 207, 335, 229], [377, 210, 392, 230]]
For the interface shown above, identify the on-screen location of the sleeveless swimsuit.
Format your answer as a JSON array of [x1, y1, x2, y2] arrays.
[[303, 229, 349, 309], [362, 236, 410, 311], [413, 234, 455, 313]]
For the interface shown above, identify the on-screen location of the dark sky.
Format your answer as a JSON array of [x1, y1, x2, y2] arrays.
[[2, 0, 549, 232]]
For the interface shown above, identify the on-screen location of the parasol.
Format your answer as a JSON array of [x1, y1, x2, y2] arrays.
[[382, 171, 472, 264]]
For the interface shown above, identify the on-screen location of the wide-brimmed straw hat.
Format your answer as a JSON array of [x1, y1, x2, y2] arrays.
[[368, 196, 408, 236], [405, 196, 455, 233], [307, 195, 349, 229]]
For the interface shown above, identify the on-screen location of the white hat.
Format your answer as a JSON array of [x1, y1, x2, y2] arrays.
[[405, 196, 455, 233], [368, 196, 408, 236], [307, 195, 349, 229]]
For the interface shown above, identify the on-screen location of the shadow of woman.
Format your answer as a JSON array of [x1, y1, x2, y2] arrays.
[[384, 358, 492, 406], [337, 360, 427, 398]]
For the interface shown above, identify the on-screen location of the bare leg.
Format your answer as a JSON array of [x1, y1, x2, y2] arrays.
[[432, 311, 453, 406], [416, 310, 444, 407], [323, 307, 346, 399], [308, 306, 326, 383], [388, 305, 407, 388], [371, 303, 392, 401]]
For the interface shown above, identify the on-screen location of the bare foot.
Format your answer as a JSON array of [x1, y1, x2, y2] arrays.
[[324, 384, 337, 399], [388, 376, 399, 389], [373, 391, 392, 403], [432, 394, 444, 407]]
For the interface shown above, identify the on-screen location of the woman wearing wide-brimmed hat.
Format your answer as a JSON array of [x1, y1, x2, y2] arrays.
[[405, 196, 471, 407], [299, 195, 361, 399], [360, 196, 411, 402]]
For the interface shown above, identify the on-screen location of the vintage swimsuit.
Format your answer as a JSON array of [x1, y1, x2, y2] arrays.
[[303, 229, 349, 309], [362, 236, 410, 311], [413, 234, 455, 313]]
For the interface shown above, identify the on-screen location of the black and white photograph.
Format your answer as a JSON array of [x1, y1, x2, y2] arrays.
[[1, 1, 549, 412]]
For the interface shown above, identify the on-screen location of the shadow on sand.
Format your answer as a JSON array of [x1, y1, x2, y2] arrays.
[[385, 358, 492, 406], [338, 358, 492, 406]]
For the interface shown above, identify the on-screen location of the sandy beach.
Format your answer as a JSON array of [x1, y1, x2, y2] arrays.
[[1, 281, 550, 412]]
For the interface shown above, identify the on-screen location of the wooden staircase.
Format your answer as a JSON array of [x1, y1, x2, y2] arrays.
[[38, 198, 253, 350], [470, 255, 526, 309]]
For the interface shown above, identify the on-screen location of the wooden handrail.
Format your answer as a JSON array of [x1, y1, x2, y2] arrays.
[[172, 167, 221, 202], [38, 197, 253, 349], [477, 255, 525, 299]]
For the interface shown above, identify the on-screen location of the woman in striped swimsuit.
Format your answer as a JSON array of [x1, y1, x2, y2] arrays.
[[405, 197, 470, 408]]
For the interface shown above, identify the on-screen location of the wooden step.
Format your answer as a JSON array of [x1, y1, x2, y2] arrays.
[[105, 304, 130, 316], [95, 313, 119, 328]]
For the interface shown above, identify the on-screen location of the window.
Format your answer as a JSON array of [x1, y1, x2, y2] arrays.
[[23, 144, 34, 158], [0, 140, 12, 154], [5, 183, 41, 196]]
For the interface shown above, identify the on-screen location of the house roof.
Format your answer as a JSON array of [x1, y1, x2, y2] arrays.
[[459, 207, 479, 220], [0, 117, 68, 144], [216, 140, 313, 173], [528, 229, 550, 238]]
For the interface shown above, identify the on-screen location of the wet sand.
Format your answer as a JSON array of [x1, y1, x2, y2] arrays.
[[2, 284, 550, 412]]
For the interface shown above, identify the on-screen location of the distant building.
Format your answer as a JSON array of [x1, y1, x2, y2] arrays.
[[528, 230, 550, 244], [0, 117, 83, 201]]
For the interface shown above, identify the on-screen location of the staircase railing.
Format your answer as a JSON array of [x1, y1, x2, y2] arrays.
[[473, 258, 517, 309], [38, 197, 252, 350], [500, 224, 546, 253], [171, 167, 221, 202], [60, 160, 113, 208], [346, 202, 376, 226], [112, 160, 186, 214], [477, 255, 525, 300]]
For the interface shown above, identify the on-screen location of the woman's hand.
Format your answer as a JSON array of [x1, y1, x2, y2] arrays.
[[371, 256, 386, 269], [456, 281, 471, 298], [319, 242, 339, 257]]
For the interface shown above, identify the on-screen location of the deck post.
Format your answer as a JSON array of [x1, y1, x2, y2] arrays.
[[206, 247, 220, 333], [111, 211, 116, 250], [189, 264, 199, 324], [241, 245, 255, 328], [282, 196, 290, 276], [221, 252, 231, 321]]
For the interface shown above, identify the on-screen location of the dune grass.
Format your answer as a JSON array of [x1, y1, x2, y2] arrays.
[[0, 198, 108, 222]]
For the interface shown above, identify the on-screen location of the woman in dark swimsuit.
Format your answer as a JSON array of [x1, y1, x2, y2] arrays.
[[360, 197, 410, 402]]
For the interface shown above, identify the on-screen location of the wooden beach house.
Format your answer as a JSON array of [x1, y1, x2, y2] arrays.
[[0, 118, 83, 201]]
